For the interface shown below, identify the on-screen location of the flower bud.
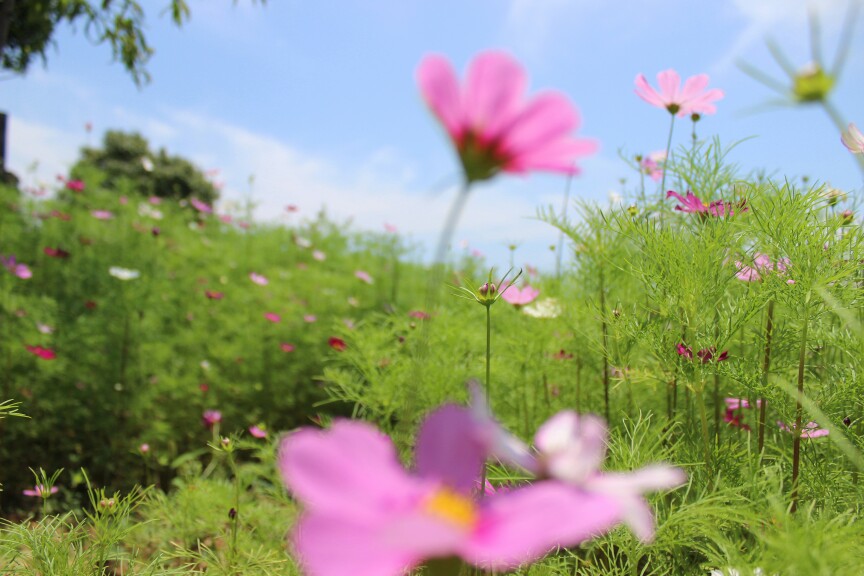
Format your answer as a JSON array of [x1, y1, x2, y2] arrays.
[[478, 282, 496, 297]]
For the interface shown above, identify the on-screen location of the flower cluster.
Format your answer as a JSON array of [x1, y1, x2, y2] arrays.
[[667, 191, 747, 218], [279, 386, 685, 576]]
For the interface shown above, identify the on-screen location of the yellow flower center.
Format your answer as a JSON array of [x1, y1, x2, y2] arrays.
[[424, 489, 478, 529]]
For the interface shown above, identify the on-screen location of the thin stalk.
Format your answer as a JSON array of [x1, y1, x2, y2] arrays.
[[479, 303, 492, 499], [790, 305, 810, 513], [713, 315, 720, 445], [598, 258, 610, 423], [659, 114, 677, 201], [758, 300, 775, 457], [695, 379, 714, 487], [226, 450, 241, 572], [556, 173, 574, 278]]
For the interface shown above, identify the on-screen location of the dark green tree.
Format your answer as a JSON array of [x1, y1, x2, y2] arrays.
[[72, 129, 219, 204]]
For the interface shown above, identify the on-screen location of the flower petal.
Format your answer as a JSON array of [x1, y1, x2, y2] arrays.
[[534, 411, 607, 483], [415, 404, 486, 494], [634, 74, 666, 108], [417, 55, 463, 137], [656, 69, 681, 105], [463, 51, 526, 140]]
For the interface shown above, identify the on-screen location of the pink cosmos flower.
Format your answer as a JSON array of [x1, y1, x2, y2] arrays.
[[735, 253, 790, 283], [675, 343, 693, 359], [634, 69, 724, 117], [264, 312, 281, 323], [696, 347, 729, 364], [250, 272, 268, 286], [384, 223, 398, 233], [1, 255, 32, 279], [149, 196, 162, 205], [499, 284, 539, 307], [44, 247, 70, 259], [723, 398, 761, 432], [281, 342, 296, 353], [777, 420, 829, 438], [355, 270, 374, 284], [23, 484, 59, 498], [205, 290, 224, 300], [26, 345, 56, 360], [66, 179, 85, 193], [841, 122, 864, 154], [304, 314, 317, 323], [640, 151, 666, 181], [409, 310, 431, 320], [328, 337, 347, 351], [91, 210, 114, 220], [666, 191, 746, 218], [279, 406, 622, 576], [190, 198, 213, 214], [417, 50, 597, 183], [202, 409, 222, 429], [313, 250, 326, 262], [286, 204, 299, 213], [139, 443, 150, 454], [249, 425, 268, 439], [220, 214, 233, 224]]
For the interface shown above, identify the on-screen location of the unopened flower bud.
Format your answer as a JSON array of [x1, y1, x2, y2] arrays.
[[99, 498, 115, 509], [479, 282, 496, 297], [844, 416, 852, 427], [228, 507, 237, 520], [690, 113, 701, 122], [221, 437, 231, 447]]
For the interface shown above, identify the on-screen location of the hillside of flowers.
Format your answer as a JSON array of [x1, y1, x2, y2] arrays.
[[2, 36, 864, 576]]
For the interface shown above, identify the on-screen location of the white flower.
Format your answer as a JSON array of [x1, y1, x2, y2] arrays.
[[141, 157, 154, 172], [608, 190, 623, 205], [522, 297, 562, 319], [137, 203, 164, 220], [109, 267, 140, 281]]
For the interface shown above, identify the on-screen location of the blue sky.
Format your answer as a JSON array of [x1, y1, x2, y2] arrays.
[[5, 0, 864, 270]]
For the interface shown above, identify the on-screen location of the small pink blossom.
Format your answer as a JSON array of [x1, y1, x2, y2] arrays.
[[37, 323, 54, 334], [281, 343, 296, 353], [640, 151, 666, 181], [249, 425, 268, 439], [304, 314, 317, 323], [119, 196, 128, 205], [205, 290, 224, 300], [286, 204, 299, 213], [735, 253, 790, 283], [44, 247, 70, 259], [417, 50, 597, 183], [190, 198, 213, 214], [264, 312, 281, 323], [328, 337, 347, 351], [249, 272, 269, 286], [841, 122, 864, 154], [313, 250, 326, 261], [66, 179, 85, 193], [23, 484, 59, 498], [148, 196, 162, 205], [675, 343, 693, 359], [139, 443, 151, 453], [384, 222, 398, 233], [26, 345, 56, 360], [777, 420, 829, 438], [91, 210, 114, 220], [354, 270, 374, 284], [220, 214, 233, 224], [666, 190, 746, 217], [500, 284, 539, 307], [634, 69, 724, 117], [409, 310, 431, 320], [203, 409, 222, 429], [2, 255, 32, 279]]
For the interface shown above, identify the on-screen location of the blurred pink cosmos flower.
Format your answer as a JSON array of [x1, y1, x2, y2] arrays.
[[417, 50, 597, 183], [286, 204, 299, 213], [841, 122, 864, 154], [44, 247, 70, 259], [202, 409, 222, 429], [313, 250, 326, 262], [384, 222, 398, 233], [696, 346, 729, 364], [634, 69, 724, 117], [1, 255, 32, 279], [139, 443, 150, 454], [148, 196, 162, 205], [66, 179, 85, 193], [724, 397, 761, 431], [640, 151, 666, 181], [355, 270, 374, 284], [409, 310, 431, 320], [26, 345, 56, 360], [734, 253, 790, 283], [23, 484, 58, 498], [249, 272, 268, 286], [304, 314, 317, 323], [666, 191, 746, 218], [499, 283, 539, 307], [249, 425, 267, 439], [281, 342, 296, 353], [328, 337, 346, 351], [279, 406, 622, 576], [190, 198, 213, 214], [91, 210, 114, 220], [205, 290, 224, 300], [777, 420, 829, 439], [264, 312, 281, 323]]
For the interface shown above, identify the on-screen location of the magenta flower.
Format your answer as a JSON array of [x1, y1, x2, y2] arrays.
[[355, 270, 374, 284], [675, 343, 693, 359], [634, 69, 724, 117], [696, 347, 729, 364], [1, 255, 32, 279], [723, 397, 761, 431], [841, 122, 864, 154], [640, 151, 665, 181], [44, 247, 71, 259], [249, 272, 269, 286], [304, 314, 317, 323], [190, 197, 213, 214], [91, 210, 114, 220], [279, 407, 622, 576], [23, 484, 59, 498], [65, 179, 85, 193], [281, 342, 296, 353], [408, 310, 431, 320], [264, 312, 281, 323], [328, 337, 347, 351], [417, 50, 597, 183], [205, 290, 224, 300], [249, 425, 268, 439], [666, 190, 746, 217], [777, 420, 829, 439], [202, 409, 222, 429], [26, 345, 56, 360], [499, 284, 539, 307]]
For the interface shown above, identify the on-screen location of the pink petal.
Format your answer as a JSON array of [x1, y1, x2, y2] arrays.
[[656, 69, 681, 104], [463, 51, 526, 141], [500, 92, 578, 156], [417, 55, 463, 137], [534, 412, 607, 483], [678, 74, 709, 102], [414, 405, 485, 494], [505, 137, 597, 174], [634, 74, 666, 108], [461, 484, 621, 570]]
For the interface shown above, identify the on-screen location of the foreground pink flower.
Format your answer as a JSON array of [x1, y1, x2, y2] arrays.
[[634, 69, 724, 117], [418, 50, 597, 183], [499, 284, 539, 307], [279, 407, 621, 576], [666, 190, 746, 218], [23, 484, 59, 498], [249, 272, 268, 286], [841, 122, 864, 154], [778, 420, 829, 438], [26, 345, 56, 360], [1, 255, 32, 279], [65, 179, 85, 193], [249, 425, 268, 439]]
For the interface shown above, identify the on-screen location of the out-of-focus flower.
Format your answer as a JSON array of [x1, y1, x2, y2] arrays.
[[328, 337, 347, 351], [2, 255, 32, 279], [312, 250, 326, 262], [250, 272, 268, 286], [26, 345, 56, 360], [295, 236, 312, 248], [675, 343, 693, 359], [203, 410, 222, 429], [842, 123, 864, 154], [44, 247, 70, 259], [286, 204, 299, 213], [696, 347, 729, 364], [138, 203, 164, 220], [281, 342, 296, 353], [522, 298, 561, 319], [552, 349, 574, 360], [139, 443, 150, 453], [640, 151, 666, 181], [190, 198, 213, 214], [264, 312, 281, 323], [734, 253, 790, 283], [37, 323, 54, 334], [91, 210, 114, 220], [304, 314, 317, 323], [417, 50, 597, 183], [777, 420, 829, 438], [109, 267, 140, 281], [205, 290, 224, 300], [66, 179, 85, 193], [634, 69, 723, 117], [354, 270, 374, 284], [499, 283, 539, 307], [249, 425, 268, 439], [23, 484, 59, 498], [148, 196, 162, 205], [384, 222, 398, 233], [409, 310, 431, 320], [141, 157, 154, 172], [724, 397, 761, 432], [667, 190, 746, 218]]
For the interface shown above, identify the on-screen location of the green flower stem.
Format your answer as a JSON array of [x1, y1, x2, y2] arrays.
[[659, 114, 677, 203], [695, 379, 713, 487], [556, 173, 573, 278], [598, 254, 610, 423], [758, 300, 775, 458], [479, 302, 492, 498], [791, 301, 810, 513], [226, 449, 241, 571]]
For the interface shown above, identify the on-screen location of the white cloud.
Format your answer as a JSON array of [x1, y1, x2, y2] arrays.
[[7, 116, 80, 190]]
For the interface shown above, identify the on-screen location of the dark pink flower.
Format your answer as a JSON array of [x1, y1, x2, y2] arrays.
[[408, 310, 431, 320], [23, 484, 59, 498], [328, 337, 347, 351], [666, 191, 746, 218], [190, 198, 213, 214], [696, 347, 728, 364], [281, 342, 296, 353], [44, 247, 70, 259], [640, 151, 665, 181], [634, 69, 724, 117], [26, 345, 56, 360], [735, 253, 790, 283], [65, 179, 85, 193], [418, 50, 597, 183], [675, 343, 693, 359], [552, 349, 574, 360], [264, 312, 281, 323], [205, 290, 224, 300], [202, 409, 222, 429]]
